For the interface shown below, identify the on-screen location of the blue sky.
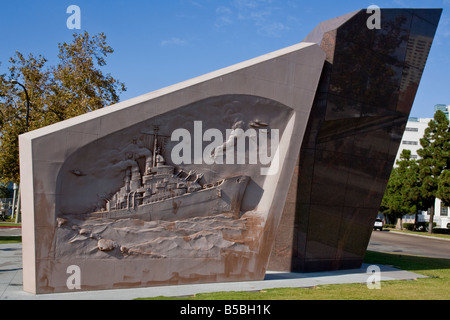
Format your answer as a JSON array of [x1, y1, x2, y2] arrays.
[[1, 0, 449, 118]]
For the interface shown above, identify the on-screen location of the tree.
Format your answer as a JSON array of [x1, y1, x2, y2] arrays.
[[397, 149, 423, 229], [0, 183, 11, 198], [0, 32, 126, 184], [380, 150, 420, 228], [380, 166, 403, 226], [437, 169, 450, 207], [417, 110, 450, 233]]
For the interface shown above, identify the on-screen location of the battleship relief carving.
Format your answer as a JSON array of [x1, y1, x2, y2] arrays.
[[91, 126, 250, 222], [54, 94, 293, 260]]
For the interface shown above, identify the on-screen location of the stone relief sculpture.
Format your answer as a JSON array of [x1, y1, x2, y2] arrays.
[[18, 9, 441, 294], [91, 128, 250, 222], [53, 95, 294, 265]]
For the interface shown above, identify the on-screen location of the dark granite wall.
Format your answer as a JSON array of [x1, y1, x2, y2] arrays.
[[268, 9, 442, 272]]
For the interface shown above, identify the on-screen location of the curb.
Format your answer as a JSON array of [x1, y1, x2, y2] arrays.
[[387, 230, 450, 242]]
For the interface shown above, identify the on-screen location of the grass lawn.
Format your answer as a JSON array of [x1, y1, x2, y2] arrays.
[[0, 222, 21, 244], [386, 228, 450, 240], [137, 251, 450, 300], [0, 222, 21, 227], [0, 236, 21, 244]]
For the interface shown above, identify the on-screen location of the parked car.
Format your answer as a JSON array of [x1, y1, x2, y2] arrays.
[[374, 218, 383, 231]]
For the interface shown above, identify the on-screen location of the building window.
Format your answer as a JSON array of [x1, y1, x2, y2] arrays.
[[405, 127, 419, 132], [402, 141, 418, 145], [441, 206, 448, 217]]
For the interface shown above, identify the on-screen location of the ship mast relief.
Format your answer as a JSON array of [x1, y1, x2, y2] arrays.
[[93, 126, 250, 222]]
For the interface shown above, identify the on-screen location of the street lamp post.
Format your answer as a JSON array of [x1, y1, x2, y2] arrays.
[[11, 183, 18, 220], [10, 79, 31, 225], [11, 79, 31, 129]]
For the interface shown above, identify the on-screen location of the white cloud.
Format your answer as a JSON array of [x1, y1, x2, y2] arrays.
[[215, 0, 290, 37], [215, 6, 234, 27], [216, 6, 232, 15], [258, 22, 290, 37], [160, 37, 189, 47], [434, 15, 450, 45]]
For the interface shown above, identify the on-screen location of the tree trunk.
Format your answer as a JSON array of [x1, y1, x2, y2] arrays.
[[396, 217, 403, 230], [414, 210, 419, 231], [428, 202, 434, 234], [15, 186, 21, 224]]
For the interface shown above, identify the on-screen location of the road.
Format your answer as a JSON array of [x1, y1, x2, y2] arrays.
[[0, 227, 21, 237], [368, 230, 450, 259]]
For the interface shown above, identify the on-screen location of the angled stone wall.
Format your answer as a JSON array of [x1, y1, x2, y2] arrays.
[[19, 42, 325, 294]]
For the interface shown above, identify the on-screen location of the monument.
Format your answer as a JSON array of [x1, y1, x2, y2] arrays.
[[19, 8, 441, 294]]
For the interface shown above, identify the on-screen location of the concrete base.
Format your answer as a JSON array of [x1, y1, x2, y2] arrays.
[[1, 243, 427, 300]]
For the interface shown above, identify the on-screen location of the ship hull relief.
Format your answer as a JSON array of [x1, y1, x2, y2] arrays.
[[92, 175, 250, 222]]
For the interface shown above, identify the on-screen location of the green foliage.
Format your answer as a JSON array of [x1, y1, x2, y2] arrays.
[[381, 149, 420, 221], [437, 169, 450, 206], [433, 228, 450, 234], [402, 223, 415, 230], [382, 111, 450, 232], [417, 110, 450, 231], [0, 32, 126, 184], [403, 222, 436, 231], [417, 111, 450, 203]]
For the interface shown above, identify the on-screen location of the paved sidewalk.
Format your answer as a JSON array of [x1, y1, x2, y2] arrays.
[[1, 242, 427, 300]]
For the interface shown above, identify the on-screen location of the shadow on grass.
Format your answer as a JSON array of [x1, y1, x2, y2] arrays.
[[0, 236, 22, 244], [364, 250, 450, 272]]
